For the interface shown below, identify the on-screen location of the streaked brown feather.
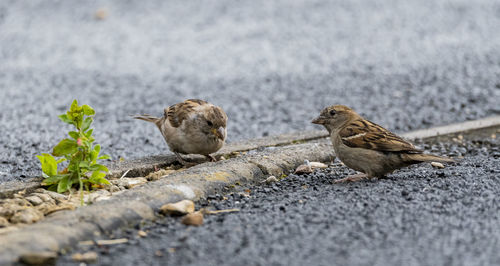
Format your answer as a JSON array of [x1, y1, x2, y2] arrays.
[[339, 119, 422, 153], [166, 99, 208, 127]]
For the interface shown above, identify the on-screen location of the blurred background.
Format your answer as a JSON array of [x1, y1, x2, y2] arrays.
[[0, 0, 499, 180]]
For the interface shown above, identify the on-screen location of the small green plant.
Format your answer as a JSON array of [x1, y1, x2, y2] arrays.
[[37, 100, 111, 203]]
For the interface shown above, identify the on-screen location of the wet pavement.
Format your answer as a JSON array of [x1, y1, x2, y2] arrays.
[[57, 137, 500, 266], [1, 0, 500, 181]]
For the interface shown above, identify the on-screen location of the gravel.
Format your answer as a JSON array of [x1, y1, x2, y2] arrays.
[[57, 138, 500, 266], [1, 1, 499, 180]]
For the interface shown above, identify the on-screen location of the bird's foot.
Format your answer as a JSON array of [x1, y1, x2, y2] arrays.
[[175, 153, 197, 167], [206, 154, 217, 162], [333, 173, 369, 183]]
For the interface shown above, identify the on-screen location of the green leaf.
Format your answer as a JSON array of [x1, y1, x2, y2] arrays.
[[98, 154, 111, 160], [55, 158, 67, 164], [57, 175, 70, 193], [70, 99, 79, 112], [90, 151, 97, 162], [97, 176, 110, 185], [84, 129, 94, 138], [52, 139, 78, 156], [82, 117, 93, 131], [91, 171, 110, 185], [82, 105, 95, 116], [93, 144, 101, 154], [89, 164, 109, 172], [41, 174, 69, 186], [79, 161, 90, 168], [36, 153, 58, 176], [75, 113, 84, 129], [58, 114, 74, 125], [68, 131, 79, 140]]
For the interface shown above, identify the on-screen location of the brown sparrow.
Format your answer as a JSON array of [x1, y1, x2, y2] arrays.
[[134, 99, 227, 165], [312, 105, 454, 183]]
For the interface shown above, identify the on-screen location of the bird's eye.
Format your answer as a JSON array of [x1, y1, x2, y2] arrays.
[[207, 120, 213, 127], [329, 110, 336, 116]]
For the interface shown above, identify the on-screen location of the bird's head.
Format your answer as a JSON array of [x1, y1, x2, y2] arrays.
[[312, 105, 359, 133], [200, 105, 227, 141]]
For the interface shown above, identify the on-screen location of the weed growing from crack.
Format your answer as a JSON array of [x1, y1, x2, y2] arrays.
[[37, 100, 111, 205]]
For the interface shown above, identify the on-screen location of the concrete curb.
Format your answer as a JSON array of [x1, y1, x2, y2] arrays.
[[0, 130, 327, 199], [401, 116, 500, 140], [0, 142, 334, 264]]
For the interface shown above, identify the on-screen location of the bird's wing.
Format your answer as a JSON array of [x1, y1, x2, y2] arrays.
[[339, 119, 422, 153], [166, 99, 208, 128]]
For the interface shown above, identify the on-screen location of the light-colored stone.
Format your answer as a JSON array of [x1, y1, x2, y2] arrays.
[[72, 251, 98, 263], [9, 208, 44, 224], [43, 190, 68, 202], [109, 185, 121, 192], [84, 190, 112, 203], [25, 196, 44, 206], [95, 8, 108, 20], [138, 230, 147, 237], [20, 251, 57, 265], [12, 198, 32, 207], [31, 193, 55, 204], [431, 162, 445, 169], [160, 200, 195, 216], [37, 202, 75, 216], [0, 216, 9, 227], [145, 169, 176, 181], [181, 212, 204, 226], [262, 176, 278, 184], [0, 202, 25, 219], [310, 162, 328, 169], [294, 164, 313, 175], [111, 177, 148, 189]]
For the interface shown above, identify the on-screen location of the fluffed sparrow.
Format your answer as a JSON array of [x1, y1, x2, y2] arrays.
[[312, 105, 454, 183], [134, 99, 227, 165]]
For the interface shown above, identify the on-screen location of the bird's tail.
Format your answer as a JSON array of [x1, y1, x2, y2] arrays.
[[403, 153, 456, 164], [132, 114, 161, 125]]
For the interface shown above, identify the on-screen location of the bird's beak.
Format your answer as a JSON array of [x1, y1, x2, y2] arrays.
[[212, 127, 226, 140], [311, 115, 327, 125]]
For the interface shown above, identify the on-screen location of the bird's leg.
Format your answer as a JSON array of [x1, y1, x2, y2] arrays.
[[333, 173, 369, 183], [205, 154, 217, 162], [175, 152, 197, 167]]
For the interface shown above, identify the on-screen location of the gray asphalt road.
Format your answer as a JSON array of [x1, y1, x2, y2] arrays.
[[57, 138, 500, 266], [1, 0, 499, 181]]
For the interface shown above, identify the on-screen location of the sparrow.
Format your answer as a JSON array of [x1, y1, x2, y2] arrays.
[[312, 105, 454, 183], [134, 99, 227, 165]]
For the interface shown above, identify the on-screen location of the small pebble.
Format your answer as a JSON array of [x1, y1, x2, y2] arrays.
[[181, 212, 204, 226], [95, 8, 108, 20], [25, 196, 44, 206], [20, 251, 57, 265], [9, 208, 44, 224], [309, 162, 328, 169], [72, 251, 98, 263], [262, 176, 278, 184], [138, 230, 148, 237], [294, 164, 313, 175], [431, 162, 445, 169], [159, 200, 195, 216]]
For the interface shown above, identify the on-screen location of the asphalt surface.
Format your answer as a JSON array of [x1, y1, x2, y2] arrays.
[[1, 0, 500, 181], [57, 137, 500, 266]]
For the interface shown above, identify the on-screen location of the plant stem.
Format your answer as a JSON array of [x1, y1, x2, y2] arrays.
[[78, 171, 83, 206]]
